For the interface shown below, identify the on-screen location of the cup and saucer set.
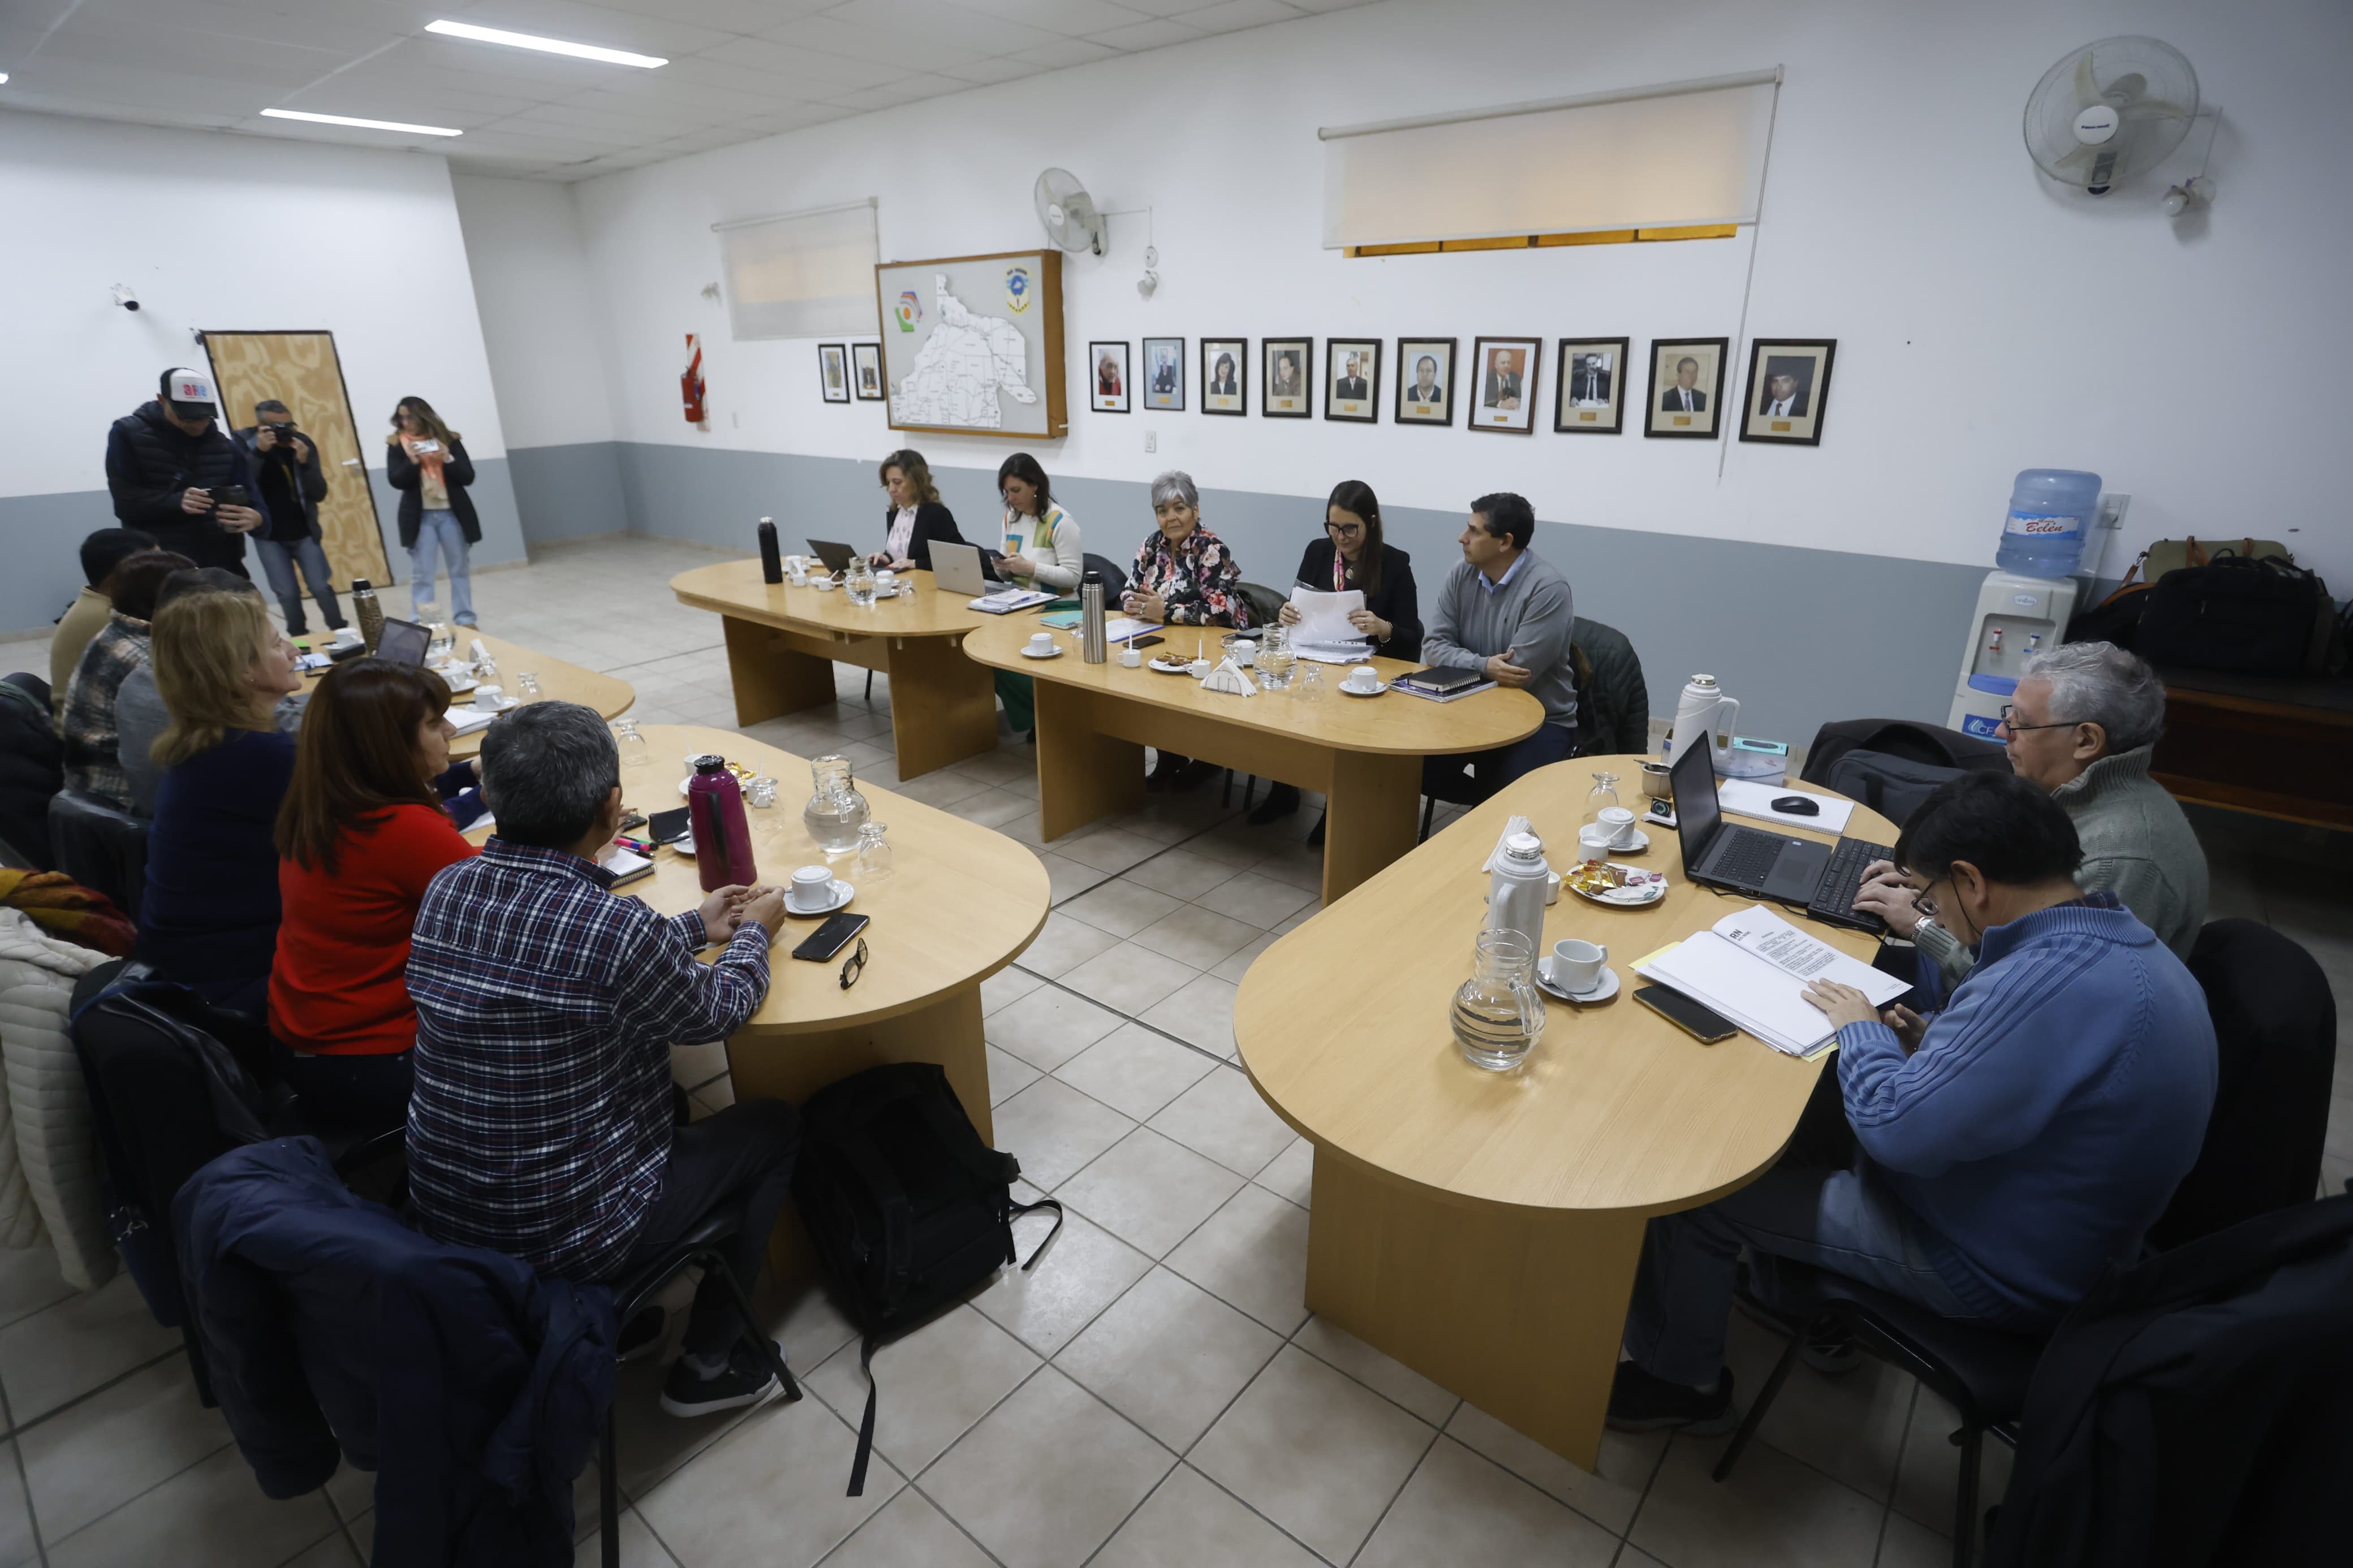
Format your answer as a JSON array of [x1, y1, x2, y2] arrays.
[[1536, 938, 1620, 1004], [786, 863, 855, 917]]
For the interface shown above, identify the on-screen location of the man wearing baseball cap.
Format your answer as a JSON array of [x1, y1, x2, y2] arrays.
[[103, 368, 267, 574]]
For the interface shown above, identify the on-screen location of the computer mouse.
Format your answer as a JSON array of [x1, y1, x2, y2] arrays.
[[1771, 794, 1820, 816]]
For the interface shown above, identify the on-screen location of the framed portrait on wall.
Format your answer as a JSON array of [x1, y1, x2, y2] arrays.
[[1089, 341, 1131, 413], [1262, 338, 1312, 417], [1202, 338, 1246, 415], [1394, 339, 1455, 425], [1553, 337, 1628, 434], [1143, 337, 1184, 411], [818, 343, 850, 403], [1325, 339, 1380, 423], [1469, 336, 1540, 434], [1645, 338, 1729, 438], [851, 343, 884, 401], [1739, 338, 1837, 446]]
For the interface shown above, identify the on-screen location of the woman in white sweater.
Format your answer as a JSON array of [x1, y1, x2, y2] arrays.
[[993, 453, 1082, 736]]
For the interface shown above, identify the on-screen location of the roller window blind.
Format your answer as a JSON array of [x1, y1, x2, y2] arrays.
[[714, 200, 880, 340], [1321, 72, 1778, 250]]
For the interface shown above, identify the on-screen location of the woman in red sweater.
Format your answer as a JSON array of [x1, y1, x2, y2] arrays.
[[270, 658, 478, 1131]]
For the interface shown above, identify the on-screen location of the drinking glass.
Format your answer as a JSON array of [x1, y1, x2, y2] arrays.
[[613, 719, 647, 759], [844, 558, 877, 607], [1254, 626, 1295, 690], [516, 671, 543, 701], [745, 775, 778, 809], [1297, 660, 1324, 704], [854, 821, 894, 881], [427, 623, 454, 663], [1584, 772, 1622, 828]]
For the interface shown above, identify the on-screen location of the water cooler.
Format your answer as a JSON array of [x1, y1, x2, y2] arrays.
[[1944, 469, 2111, 742]]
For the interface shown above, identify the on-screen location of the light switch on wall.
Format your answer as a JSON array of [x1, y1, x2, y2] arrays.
[[1145, 430, 1157, 453]]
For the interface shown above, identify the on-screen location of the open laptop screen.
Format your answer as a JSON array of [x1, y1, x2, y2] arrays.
[[1668, 736, 1722, 866], [376, 617, 430, 667]]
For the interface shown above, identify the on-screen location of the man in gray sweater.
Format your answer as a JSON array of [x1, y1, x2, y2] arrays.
[[1856, 641, 2209, 991], [1419, 493, 1579, 803]]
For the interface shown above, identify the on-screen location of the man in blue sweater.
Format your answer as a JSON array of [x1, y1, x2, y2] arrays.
[[1610, 771, 2216, 1432]]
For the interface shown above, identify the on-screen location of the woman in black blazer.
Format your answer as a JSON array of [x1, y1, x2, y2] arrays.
[[384, 396, 483, 627], [869, 448, 965, 571], [1257, 480, 1422, 832]]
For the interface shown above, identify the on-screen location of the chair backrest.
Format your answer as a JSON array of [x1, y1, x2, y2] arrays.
[[2149, 919, 2339, 1250], [1081, 552, 1127, 603], [49, 789, 150, 923], [0, 675, 62, 871], [1799, 718, 2009, 787], [1568, 616, 1651, 757], [1236, 581, 1285, 632]]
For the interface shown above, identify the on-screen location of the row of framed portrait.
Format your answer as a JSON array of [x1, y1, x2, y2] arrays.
[[1081, 335, 1838, 446], [818, 342, 885, 403]]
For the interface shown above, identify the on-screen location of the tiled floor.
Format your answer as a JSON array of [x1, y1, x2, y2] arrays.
[[1, 534, 2346, 1568]]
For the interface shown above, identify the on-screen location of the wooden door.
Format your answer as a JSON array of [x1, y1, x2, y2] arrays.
[[200, 331, 393, 588]]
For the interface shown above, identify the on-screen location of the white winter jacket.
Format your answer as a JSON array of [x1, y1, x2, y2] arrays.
[[0, 908, 117, 1289]]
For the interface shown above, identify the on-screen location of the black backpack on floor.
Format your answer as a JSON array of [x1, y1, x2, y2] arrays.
[[792, 1062, 1061, 1495]]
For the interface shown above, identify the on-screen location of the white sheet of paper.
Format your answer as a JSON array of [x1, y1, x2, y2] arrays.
[[1286, 586, 1367, 647], [1635, 904, 1904, 1056], [1716, 779, 1856, 835]]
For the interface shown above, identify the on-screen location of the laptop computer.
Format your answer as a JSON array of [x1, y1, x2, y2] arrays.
[[929, 539, 1002, 597], [1667, 737, 1893, 930], [375, 616, 430, 667], [804, 538, 860, 577]]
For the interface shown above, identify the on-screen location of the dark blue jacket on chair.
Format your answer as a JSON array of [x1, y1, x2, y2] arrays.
[[173, 1137, 617, 1567]]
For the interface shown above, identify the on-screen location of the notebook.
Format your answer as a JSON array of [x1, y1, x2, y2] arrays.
[[1634, 904, 1907, 1057]]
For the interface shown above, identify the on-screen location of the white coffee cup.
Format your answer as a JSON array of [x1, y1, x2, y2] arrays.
[[787, 865, 833, 909], [1026, 632, 1056, 655], [1598, 806, 1639, 849], [472, 685, 505, 711], [1120, 645, 1143, 668], [1545, 870, 1562, 906], [1550, 938, 1608, 994], [1231, 639, 1257, 666], [1344, 667, 1381, 692], [874, 570, 896, 594], [1188, 658, 1212, 678], [1578, 823, 1615, 859]]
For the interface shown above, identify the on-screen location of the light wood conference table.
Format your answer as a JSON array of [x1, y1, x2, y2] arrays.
[[301, 630, 635, 760], [470, 723, 1051, 1284], [672, 560, 1000, 781], [1232, 755, 1898, 1471], [960, 617, 1547, 905]]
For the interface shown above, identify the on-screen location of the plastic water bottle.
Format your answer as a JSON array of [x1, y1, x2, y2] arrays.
[[1994, 469, 2102, 578]]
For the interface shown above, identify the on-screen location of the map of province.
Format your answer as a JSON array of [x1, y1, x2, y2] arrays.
[[889, 274, 1038, 431]]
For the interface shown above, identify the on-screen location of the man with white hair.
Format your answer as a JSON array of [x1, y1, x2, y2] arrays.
[[1855, 640, 2209, 987]]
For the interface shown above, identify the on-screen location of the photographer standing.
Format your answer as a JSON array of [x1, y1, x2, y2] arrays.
[[105, 368, 265, 575], [234, 399, 347, 637]]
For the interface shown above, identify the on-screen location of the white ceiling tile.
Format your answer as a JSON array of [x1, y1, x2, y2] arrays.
[[1009, 36, 1117, 68], [1105, 0, 1248, 15], [428, 0, 734, 56], [575, 0, 832, 27], [66, 0, 406, 56], [1085, 17, 1200, 50], [936, 54, 1046, 84], [1173, 0, 1300, 34], [757, 15, 970, 73], [1283, 0, 1374, 10], [945, 0, 1150, 34], [825, 0, 1062, 55], [680, 37, 913, 93]]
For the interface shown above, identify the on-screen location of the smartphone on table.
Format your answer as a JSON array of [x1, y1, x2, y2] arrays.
[[1634, 984, 1738, 1044], [792, 912, 869, 962]]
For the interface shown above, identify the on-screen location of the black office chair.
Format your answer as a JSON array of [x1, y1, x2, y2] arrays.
[[0, 674, 61, 870], [49, 788, 150, 923], [597, 1212, 800, 1568], [1714, 1268, 2045, 1568], [1083, 553, 1128, 603], [1419, 764, 1481, 841]]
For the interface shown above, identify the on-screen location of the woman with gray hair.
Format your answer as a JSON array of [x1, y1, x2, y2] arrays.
[[1126, 470, 1249, 789], [1854, 640, 2209, 988]]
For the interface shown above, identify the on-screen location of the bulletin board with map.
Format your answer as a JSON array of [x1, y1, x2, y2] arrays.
[[874, 249, 1066, 439]]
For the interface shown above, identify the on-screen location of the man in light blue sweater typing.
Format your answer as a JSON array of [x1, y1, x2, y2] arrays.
[[1419, 493, 1579, 803], [1610, 771, 2216, 1433]]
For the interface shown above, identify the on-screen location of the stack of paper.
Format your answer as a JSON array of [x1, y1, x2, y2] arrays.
[[1717, 779, 1857, 834], [1635, 904, 1906, 1057], [448, 707, 500, 736], [968, 588, 1054, 614]]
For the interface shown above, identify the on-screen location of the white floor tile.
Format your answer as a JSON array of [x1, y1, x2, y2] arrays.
[[1090, 1464, 1322, 1568], [1253, 1139, 1313, 1208], [1890, 1384, 2014, 1541], [970, 1207, 1153, 1357], [1164, 1185, 1310, 1334], [42, 1446, 341, 1568], [989, 1079, 1137, 1190], [921, 1368, 1174, 1568], [1058, 943, 1201, 1017], [572, 1506, 676, 1568], [1137, 973, 1240, 1057], [0, 1273, 184, 1423], [1038, 853, 1114, 905], [1121, 850, 1248, 902], [1629, 1432, 1884, 1568], [0, 1239, 76, 1332], [1195, 870, 1318, 930], [1355, 1436, 1619, 1568], [1289, 1317, 1458, 1427], [1008, 914, 1121, 980], [821, 1488, 994, 1568], [18, 1355, 232, 1541], [1722, 1305, 1915, 1502], [807, 1307, 1039, 1476], [980, 965, 1046, 1015], [1056, 828, 1166, 875], [988, 1043, 1044, 1106], [1054, 1268, 1282, 1450], [1059, 880, 1186, 940], [1442, 1402, 1665, 1536], [1129, 904, 1262, 970], [1147, 1066, 1296, 1177], [1057, 1129, 1245, 1258], [1052, 1025, 1218, 1122], [986, 987, 1126, 1073], [635, 1397, 897, 1568], [0, 1440, 36, 1568]]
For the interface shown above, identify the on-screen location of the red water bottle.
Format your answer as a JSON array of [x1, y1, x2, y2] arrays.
[[685, 755, 758, 891]]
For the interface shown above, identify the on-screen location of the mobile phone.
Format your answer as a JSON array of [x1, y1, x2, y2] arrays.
[[792, 912, 869, 961], [1129, 635, 1164, 650], [646, 806, 691, 844], [618, 810, 647, 832], [1634, 984, 1738, 1044]]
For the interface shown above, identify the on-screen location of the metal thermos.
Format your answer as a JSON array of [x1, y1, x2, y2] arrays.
[[351, 579, 383, 653], [1080, 569, 1107, 663], [757, 516, 783, 584]]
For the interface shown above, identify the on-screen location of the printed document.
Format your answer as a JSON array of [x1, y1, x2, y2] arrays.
[[1286, 586, 1369, 651], [1636, 905, 1905, 1057]]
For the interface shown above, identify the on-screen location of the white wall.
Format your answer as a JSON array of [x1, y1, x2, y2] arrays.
[[471, 0, 2353, 586], [450, 174, 614, 450]]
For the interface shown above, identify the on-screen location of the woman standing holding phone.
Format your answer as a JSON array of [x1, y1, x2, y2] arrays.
[[385, 397, 481, 627]]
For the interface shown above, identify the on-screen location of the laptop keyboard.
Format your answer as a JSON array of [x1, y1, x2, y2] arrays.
[[1710, 829, 1786, 888], [1812, 837, 1897, 926]]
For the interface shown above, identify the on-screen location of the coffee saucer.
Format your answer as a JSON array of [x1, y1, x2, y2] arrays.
[[1536, 961, 1620, 1004], [1339, 679, 1388, 697], [1020, 645, 1063, 660], [785, 879, 854, 917]]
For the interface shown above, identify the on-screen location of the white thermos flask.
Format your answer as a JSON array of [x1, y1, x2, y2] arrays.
[[1486, 831, 1552, 957], [1668, 674, 1739, 765], [1080, 569, 1107, 663]]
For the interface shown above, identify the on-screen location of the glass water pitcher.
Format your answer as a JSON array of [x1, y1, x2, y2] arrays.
[[1451, 930, 1545, 1072], [801, 754, 871, 853]]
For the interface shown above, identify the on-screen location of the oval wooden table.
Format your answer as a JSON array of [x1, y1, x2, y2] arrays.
[[1232, 755, 1897, 1470], [468, 724, 1052, 1284], [960, 617, 1547, 905], [304, 630, 635, 760], [672, 560, 1001, 780]]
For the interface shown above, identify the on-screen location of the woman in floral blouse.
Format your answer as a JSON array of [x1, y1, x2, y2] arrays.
[[1126, 470, 1249, 789]]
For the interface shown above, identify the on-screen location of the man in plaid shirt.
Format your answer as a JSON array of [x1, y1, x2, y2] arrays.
[[408, 702, 798, 1416]]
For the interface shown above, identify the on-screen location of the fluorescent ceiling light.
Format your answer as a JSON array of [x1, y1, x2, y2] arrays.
[[424, 19, 666, 68], [260, 109, 463, 136], [0, 74, 10, 85]]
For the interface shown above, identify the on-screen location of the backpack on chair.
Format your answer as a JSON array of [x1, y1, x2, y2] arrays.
[[791, 1062, 1062, 1494]]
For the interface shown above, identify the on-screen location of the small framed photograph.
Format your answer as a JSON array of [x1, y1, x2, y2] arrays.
[[851, 343, 884, 401], [1645, 338, 1729, 438], [1142, 337, 1184, 411], [1469, 336, 1540, 434], [1553, 337, 1628, 434], [819, 343, 850, 403], [1262, 338, 1312, 417], [1089, 342, 1131, 413], [1394, 339, 1455, 426], [1739, 338, 1837, 446], [1202, 338, 1247, 416], [1324, 339, 1380, 423]]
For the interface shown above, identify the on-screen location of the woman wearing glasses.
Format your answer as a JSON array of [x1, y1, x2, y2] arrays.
[[1257, 480, 1423, 827]]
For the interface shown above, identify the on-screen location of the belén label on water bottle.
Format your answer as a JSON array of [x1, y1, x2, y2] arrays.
[[2003, 508, 2086, 537]]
